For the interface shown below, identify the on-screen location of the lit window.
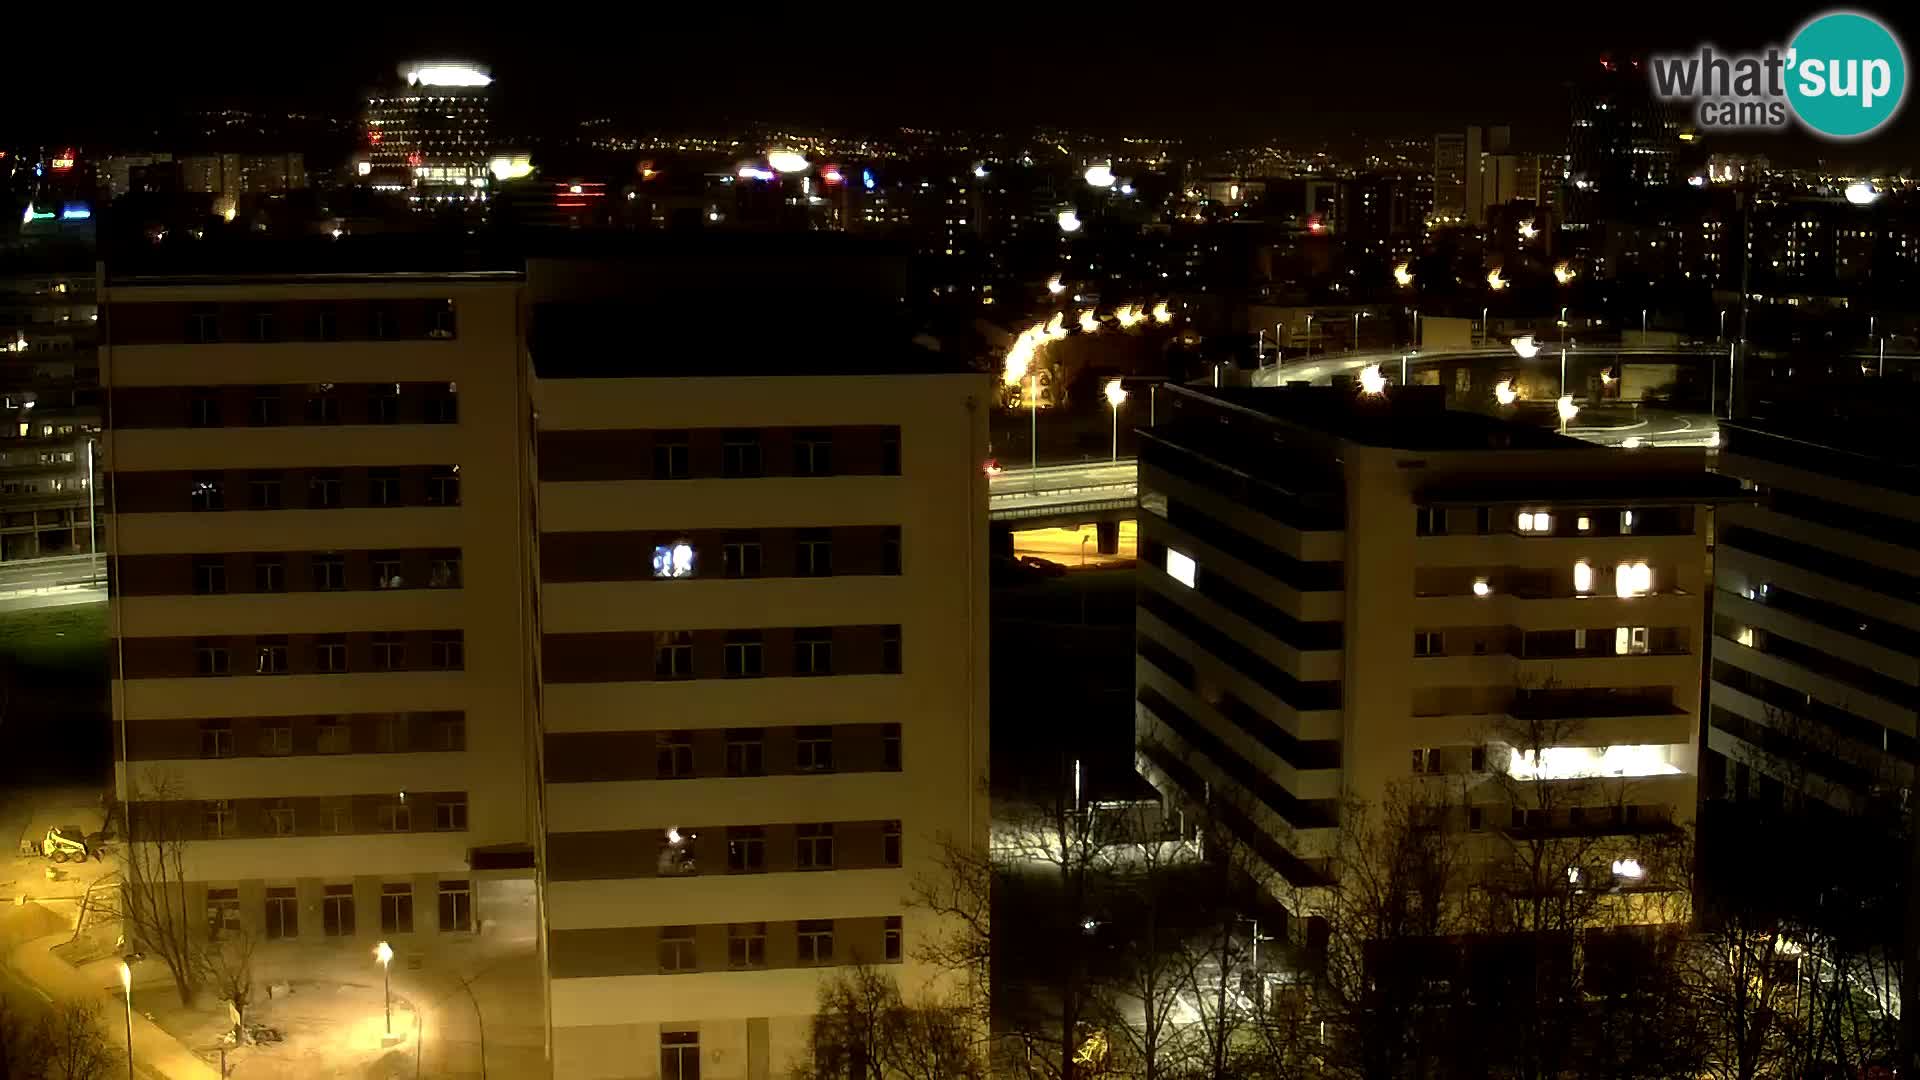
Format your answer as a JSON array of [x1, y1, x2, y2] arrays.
[[1615, 561, 1652, 598], [1517, 510, 1552, 534], [1612, 858, 1645, 880], [1736, 626, 1754, 647], [652, 541, 695, 579], [1576, 515, 1592, 532], [1166, 549, 1196, 588], [1573, 560, 1594, 594], [1472, 578, 1491, 597], [1615, 626, 1650, 655], [1621, 510, 1635, 533], [1502, 743, 1681, 780]]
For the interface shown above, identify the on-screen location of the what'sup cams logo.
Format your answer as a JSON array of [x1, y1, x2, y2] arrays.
[[1650, 10, 1907, 139]]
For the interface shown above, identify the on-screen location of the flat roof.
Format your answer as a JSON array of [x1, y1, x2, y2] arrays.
[[1197, 385, 1578, 451], [103, 236, 523, 285]]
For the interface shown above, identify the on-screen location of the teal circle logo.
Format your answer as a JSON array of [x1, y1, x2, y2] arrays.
[[1787, 11, 1907, 139]]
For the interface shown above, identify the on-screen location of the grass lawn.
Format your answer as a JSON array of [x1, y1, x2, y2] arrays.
[[0, 602, 107, 687]]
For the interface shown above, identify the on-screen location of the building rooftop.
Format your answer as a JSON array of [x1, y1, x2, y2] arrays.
[[103, 235, 522, 285], [1197, 385, 1578, 451]]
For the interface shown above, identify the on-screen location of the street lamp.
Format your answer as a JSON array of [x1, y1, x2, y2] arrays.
[[118, 959, 134, 1080], [1481, 305, 1489, 347], [1641, 308, 1648, 339], [1305, 314, 1315, 357], [1557, 394, 1580, 433], [1029, 374, 1039, 489], [375, 940, 394, 1037], [1719, 309, 1727, 343], [1104, 379, 1128, 462]]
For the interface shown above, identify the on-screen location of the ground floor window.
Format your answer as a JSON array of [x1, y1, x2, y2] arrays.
[[264, 887, 297, 939], [322, 884, 355, 937], [207, 888, 241, 938], [661, 1029, 700, 1080], [380, 883, 413, 934], [438, 880, 472, 932]]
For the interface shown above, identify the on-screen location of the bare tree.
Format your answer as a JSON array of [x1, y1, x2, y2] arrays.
[[0, 994, 47, 1080], [201, 926, 258, 1036], [1088, 801, 1195, 1080], [117, 769, 204, 1006], [34, 1000, 117, 1080], [796, 965, 985, 1080]]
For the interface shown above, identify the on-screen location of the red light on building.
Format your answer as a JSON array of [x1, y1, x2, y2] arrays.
[[821, 165, 844, 186], [1307, 217, 1323, 233]]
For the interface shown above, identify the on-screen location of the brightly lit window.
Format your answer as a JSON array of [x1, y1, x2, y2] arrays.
[[1615, 561, 1652, 598], [1517, 510, 1553, 534], [1573, 560, 1594, 594], [1576, 515, 1592, 533], [1166, 549, 1196, 589], [1621, 510, 1636, 534], [653, 541, 696, 579], [1472, 578, 1492, 597], [1615, 626, 1650, 655], [1501, 743, 1683, 781]]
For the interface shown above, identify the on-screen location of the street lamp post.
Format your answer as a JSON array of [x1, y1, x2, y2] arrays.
[[1352, 311, 1361, 353], [86, 439, 98, 585], [1481, 306, 1489, 347], [1105, 379, 1128, 463], [1879, 336, 1886, 377], [1561, 348, 1568, 400], [1305, 314, 1315, 357], [375, 940, 394, 1037], [1028, 373, 1039, 492], [118, 959, 134, 1080], [1641, 308, 1648, 339], [1719, 309, 1728, 343]]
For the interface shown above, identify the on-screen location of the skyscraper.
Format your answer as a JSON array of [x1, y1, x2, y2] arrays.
[[363, 62, 495, 200], [1566, 59, 1681, 228]]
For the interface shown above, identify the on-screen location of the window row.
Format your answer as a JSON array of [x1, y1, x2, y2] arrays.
[[548, 819, 902, 882], [546, 915, 903, 981], [111, 299, 458, 345], [1412, 561, 1665, 600], [117, 631, 465, 679], [544, 526, 900, 583], [112, 382, 460, 429], [134, 792, 469, 842], [123, 711, 466, 761], [544, 723, 900, 784], [537, 426, 901, 482], [1412, 625, 1687, 658], [111, 466, 461, 514], [1416, 505, 1690, 538], [117, 549, 462, 596], [542, 624, 902, 684], [211, 880, 474, 942]]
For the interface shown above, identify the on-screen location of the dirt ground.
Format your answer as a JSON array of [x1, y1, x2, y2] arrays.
[[146, 978, 420, 1080]]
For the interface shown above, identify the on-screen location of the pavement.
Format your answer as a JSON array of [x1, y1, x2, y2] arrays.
[[0, 553, 107, 613]]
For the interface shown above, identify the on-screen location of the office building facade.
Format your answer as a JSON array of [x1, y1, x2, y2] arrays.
[[1134, 386, 1729, 925], [364, 62, 495, 198], [1, 252, 100, 562]]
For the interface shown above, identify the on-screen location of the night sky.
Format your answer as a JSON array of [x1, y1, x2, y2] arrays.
[[14, 8, 1919, 166]]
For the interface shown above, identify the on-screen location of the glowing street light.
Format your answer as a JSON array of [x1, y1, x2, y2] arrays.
[[118, 959, 134, 1080], [1845, 181, 1879, 205], [1494, 379, 1518, 406], [1151, 301, 1172, 324], [1105, 378, 1129, 461], [375, 940, 395, 1037], [1517, 219, 1538, 240], [1358, 364, 1387, 395], [1553, 263, 1577, 285], [766, 150, 811, 174], [1114, 304, 1144, 329], [1046, 274, 1065, 296], [1557, 395, 1580, 431], [1486, 268, 1508, 291], [1083, 164, 1117, 189], [1511, 335, 1541, 360], [1392, 262, 1414, 287], [1078, 309, 1099, 334], [1057, 210, 1083, 233]]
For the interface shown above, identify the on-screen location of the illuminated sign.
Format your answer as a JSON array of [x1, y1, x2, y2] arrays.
[[50, 150, 76, 171], [60, 204, 90, 220]]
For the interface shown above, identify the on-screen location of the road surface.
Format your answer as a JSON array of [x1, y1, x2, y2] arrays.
[[0, 555, 105, 612], [988, 461, 1138, 520]]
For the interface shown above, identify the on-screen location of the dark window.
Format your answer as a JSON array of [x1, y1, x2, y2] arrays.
[[722, 535, 763, 579], [797, 823, 834, 869], [794, 630, 833, 676], [373, 553, 403, 589], [882, 627, 902, 674], [371, 631, 405, 670], [322, 885, 355, 936], [306, 308, 339, 342], [884, 821, 902, 867], [1414, 631, 1444, 657], [794, 431, 833, 477], [378, 800, 411, 832], [374, 714, 405, 753], [436, 715, 465, 750], [250, 390, 282, 427], [204, 805, 235, 841], [658, 926, 697, 972], [796, 529, 833, 577], [1475, 507, 1492, 534], [380, 883, 413, 933], [207, 887, 240, 933], [657, 731, 695, 778], [429, 554, 462, 588], [881, 429, 901, 475], [255, 637, 289, 675], [728, 923, 767, 968], [1416, 507, 1447, 536], [797, 918, 834, 963], [250, 308, 279, 343], [370, 385, 401, 424], [248, 473, 282, 510], [884, 915, 903, 960], [726, 729, 765, 776], [264, 797, 295, 832], [654, 631, 694, 679], [722, 431, 762, 478], [882, 724, 902, 770], [653, 434, 690, 479], [881, 527, 901, 574], [727, 826, 766, 873], [189, 390, 222, 428], [317, 721, 351, 753], [438, 880, 472, 931], [194, 639, 230, 676], [436, 800, 468, 831], [192, 556, 227, 595], [430, 631, 464, 670], [316, 635, 347, 673], [425, 384, 458, 424], [796, 726, 835, 771], [308, 471, 343, 509], [312, 554, 345, 591], [427, 299, 456, 339], [200, 720, 233, 758], [661, 1031, 700, 1080], [190, 473, 225, 512], [427, 466, 460, 506], [369, 306, 397, 341], [305, 387, 340, 425], [724, 631, 763, 677], [187, 308, 220, 344]]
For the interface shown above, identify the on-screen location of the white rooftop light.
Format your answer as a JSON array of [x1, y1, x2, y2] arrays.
[[406, 64, 492, 88]]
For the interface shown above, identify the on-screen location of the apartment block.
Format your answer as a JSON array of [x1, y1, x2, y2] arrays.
[[528, 262, 990, 1079], [1706, 420, 1920, 806], [102, 268, 537, 950], [1133, 385, 1737, 923]]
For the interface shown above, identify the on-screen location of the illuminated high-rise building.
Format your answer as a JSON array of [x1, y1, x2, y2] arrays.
[[363, 62, 495, 200]]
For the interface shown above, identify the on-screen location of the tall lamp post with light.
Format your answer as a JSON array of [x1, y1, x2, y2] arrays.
[[375, 940, 394, 1039], [1105, 379, 1128, 462], [118, 958, 135, 1080]]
